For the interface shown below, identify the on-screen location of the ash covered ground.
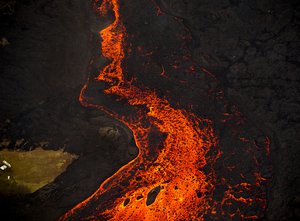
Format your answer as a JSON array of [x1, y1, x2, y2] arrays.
[[0, 0, 299, 220]]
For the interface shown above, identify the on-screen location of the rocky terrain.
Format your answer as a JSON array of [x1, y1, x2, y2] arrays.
[[0, 0, 299, 220], [175, 0, 300, 219]]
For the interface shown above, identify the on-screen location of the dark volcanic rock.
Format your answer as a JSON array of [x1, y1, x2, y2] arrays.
[[0, 0, 137, 220], [0, 0, 299, 220], [146, 186, 161, 206]]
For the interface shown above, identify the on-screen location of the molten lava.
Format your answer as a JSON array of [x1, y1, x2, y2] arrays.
[[60, 0, 270, 220]]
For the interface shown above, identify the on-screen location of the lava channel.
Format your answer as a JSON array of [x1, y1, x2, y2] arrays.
[[60, 0, 270, 220]]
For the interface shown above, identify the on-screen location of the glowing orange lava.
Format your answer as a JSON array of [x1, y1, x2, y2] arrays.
[[60, 0, 269, 220]]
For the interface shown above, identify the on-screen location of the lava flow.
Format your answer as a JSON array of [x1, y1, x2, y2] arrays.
[[60, 0, 269, 220]]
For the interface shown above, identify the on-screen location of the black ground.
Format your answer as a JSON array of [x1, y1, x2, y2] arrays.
[[0, 0, 299, 220]]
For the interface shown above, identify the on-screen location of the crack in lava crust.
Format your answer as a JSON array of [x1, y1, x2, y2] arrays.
[[60, 0, 268, 220]]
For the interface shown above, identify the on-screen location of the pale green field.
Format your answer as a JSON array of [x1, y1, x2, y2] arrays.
[[0, 148, 77, 196]]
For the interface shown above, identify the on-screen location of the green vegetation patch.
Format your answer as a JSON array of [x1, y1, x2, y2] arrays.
[[0, 148, 78, 196]]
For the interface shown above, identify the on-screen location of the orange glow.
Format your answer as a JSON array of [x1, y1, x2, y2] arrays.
[[60, 0, 269, 220]]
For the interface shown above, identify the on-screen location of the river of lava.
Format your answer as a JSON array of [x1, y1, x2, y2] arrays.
[[60, 0, 263, 220]]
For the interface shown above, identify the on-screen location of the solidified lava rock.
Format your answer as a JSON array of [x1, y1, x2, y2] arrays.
[[0, 0, 299, 220], [0, 0, 137, 220], [146, 186, 161, 206]]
